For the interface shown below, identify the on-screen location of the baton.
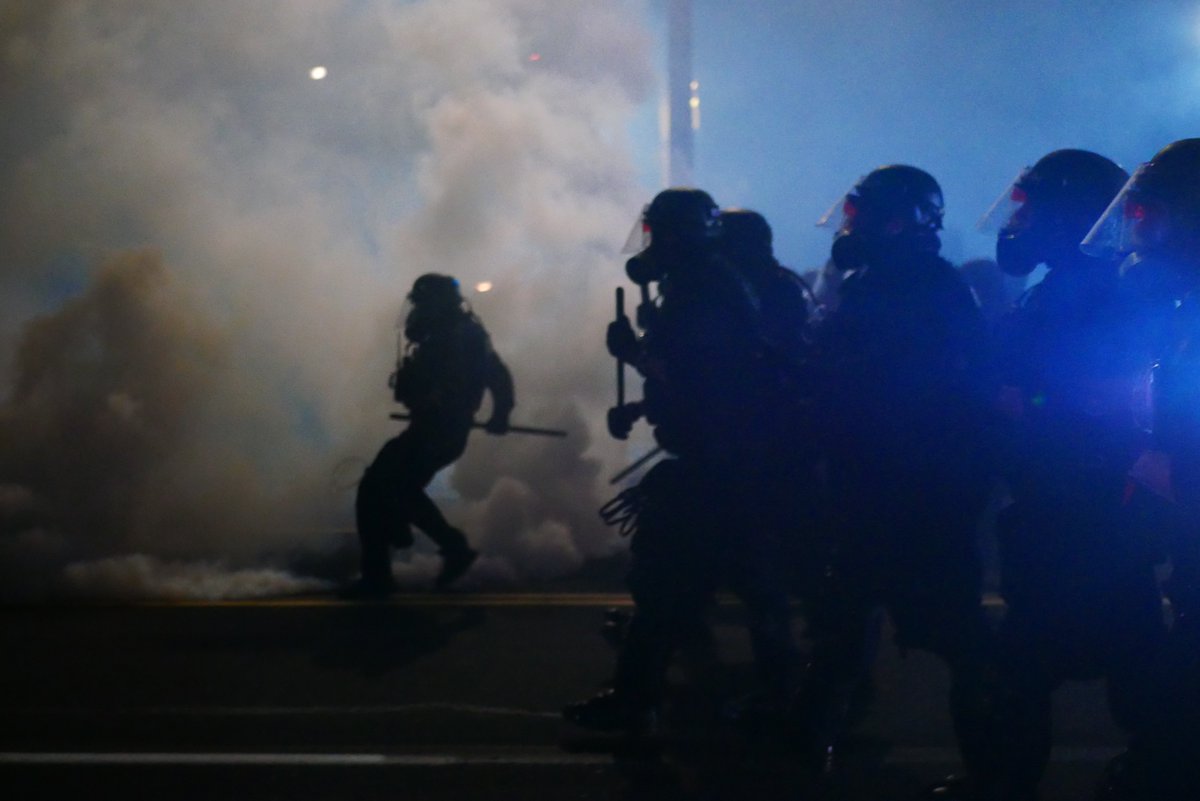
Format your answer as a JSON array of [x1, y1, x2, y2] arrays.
[[616, 287, 626, 407], [389, 413, 567, 438], [609, 446, 664, 485]]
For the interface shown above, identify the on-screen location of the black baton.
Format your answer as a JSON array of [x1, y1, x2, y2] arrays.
[[389, 413, 567, 438]]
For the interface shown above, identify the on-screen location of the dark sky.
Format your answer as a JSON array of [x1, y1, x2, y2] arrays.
[[634, 0, 1200, 270]]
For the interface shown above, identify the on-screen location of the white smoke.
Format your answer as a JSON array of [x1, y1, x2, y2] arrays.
[[62, 555, 333, 601], [0, 0, 655, 599]]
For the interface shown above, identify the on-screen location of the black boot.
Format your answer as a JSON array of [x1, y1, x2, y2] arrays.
[[435, 545, 478, 589], [563, 688, 658, 733]]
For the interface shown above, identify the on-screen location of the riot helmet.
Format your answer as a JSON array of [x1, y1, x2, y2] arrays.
[[1082, 139, 1200, 269], [404, 273, 465, 342], [817, 165, 944, 271], [623, 187, 720, 284], [717, 207, 774, 268], [979, 149, 1128, 275]]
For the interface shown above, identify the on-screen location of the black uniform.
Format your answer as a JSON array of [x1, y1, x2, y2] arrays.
[[717, 209, 824, 609], [811, 249, 994, 666], [622, 248, 800, 711], [1101, 255, 1200, 800], [804, 166, 1000, 787], [567, 192, 804, 729], [354, 281, 513, 594], [1078, 139, 1200, 800], [991, 264, 1166, 797], [970, 149, 1168, 799]]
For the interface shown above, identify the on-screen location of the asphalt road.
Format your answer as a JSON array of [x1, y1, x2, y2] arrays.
[[0, 594, 1125, 800]]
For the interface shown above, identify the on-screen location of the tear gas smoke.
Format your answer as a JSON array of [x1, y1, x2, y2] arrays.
[[0, 1, 655, 599]]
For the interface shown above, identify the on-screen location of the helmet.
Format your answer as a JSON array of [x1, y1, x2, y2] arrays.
[[979, 149, 1128, 275], [408, 273, 463, 311], [817, 165, 944, 271], [717, 207, 774, 267], [623, 187, 720, 283], [644, 187, 720, 238], [1082, 139, 1200, 264]]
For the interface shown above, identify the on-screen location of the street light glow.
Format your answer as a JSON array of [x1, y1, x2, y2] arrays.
[[475, 281, 493, 293], [310, 66, 327, 80]]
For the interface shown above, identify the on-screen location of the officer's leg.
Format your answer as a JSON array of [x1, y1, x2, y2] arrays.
[[722, 475, 802, 708], [1104, 574, 1169, 735], [407, 488, 468, 553], [1100, 574, 1191, 800], [403, 426, 476, 588], [726, 531, 798, 708], [565, 462, 718, 730], [563, 532, 715, 730], [794, 570, 876, 772], [794, 466, 889, 766], [992, 610, 1058, 800], [351, 435, 415, 592], [615, 545, 714, 708], [889, 491, 1007, 799], [407, 486, 476, 588], [889, 588, 1008, 799], [1094, 466, 1200, 797], [987, 502, 1064, 800]]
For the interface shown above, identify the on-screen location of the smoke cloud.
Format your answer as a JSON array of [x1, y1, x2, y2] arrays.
[[0, 0, 655, 599]]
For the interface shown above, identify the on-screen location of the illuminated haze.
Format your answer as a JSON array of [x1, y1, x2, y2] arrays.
[[0, 0, 654, 599], [6, 0, 1199, 599], [679, 0, 1200, 272]]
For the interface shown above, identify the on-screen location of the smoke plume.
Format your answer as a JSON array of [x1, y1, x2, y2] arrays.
[[0, 0, 655, 599]]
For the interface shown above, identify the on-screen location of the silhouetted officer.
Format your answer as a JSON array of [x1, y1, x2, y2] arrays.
[[565, 190, 801, 730], [804, 166, 999, 793], [717, 207, 825, 605], [1082, 139, 1200, 801], [718, 207, 822, 716], [345, 273, 512, 598], [980, 149, 1166, 800]]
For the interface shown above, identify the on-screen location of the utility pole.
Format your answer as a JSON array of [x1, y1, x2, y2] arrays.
[[665, 0, 695, 186]]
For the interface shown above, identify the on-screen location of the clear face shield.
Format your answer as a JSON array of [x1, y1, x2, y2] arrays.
[[1080, 164, 1153, 259], [622, 205, 651, 255], [816, 180, 864, 232], [816, 185, 943, 234], [819, 181, 945, 271], [622, 202, 722, 284], [977, 168, 1032, 232]]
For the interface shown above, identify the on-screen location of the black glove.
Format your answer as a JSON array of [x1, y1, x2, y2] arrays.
[[607, 403, 642, 440], [606, 317, 638, 363]]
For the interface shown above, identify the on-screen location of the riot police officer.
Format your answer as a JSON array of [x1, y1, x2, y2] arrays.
[[716, 207, 825, 608], [1080, 139, 1200, 800], [804, 166, 1000, 792], [980, 150, 1166, 800], [564, 190, 800, 730], [345, 273, 513, 598]]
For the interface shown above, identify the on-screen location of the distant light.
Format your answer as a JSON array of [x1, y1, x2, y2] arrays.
[[689, 97, 700, 109], [475, 281, 493, 293], [528, 53, 541, 62], [310, 66, 328, 80], [689, 80, 699, 91]]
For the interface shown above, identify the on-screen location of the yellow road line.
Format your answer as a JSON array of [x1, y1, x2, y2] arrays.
[[132, 593, 637, 609], [47, 592, 1011, 609]]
